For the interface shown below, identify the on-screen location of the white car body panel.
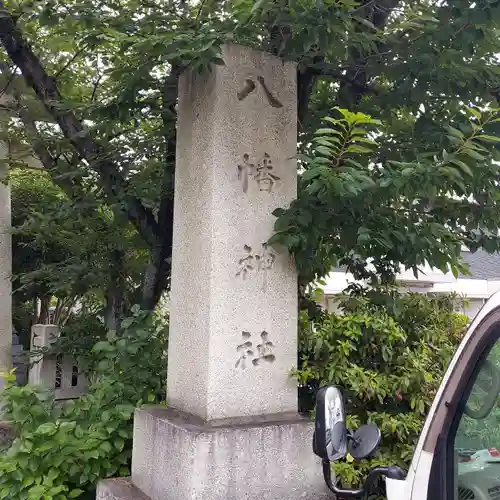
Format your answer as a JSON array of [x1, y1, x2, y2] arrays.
[[386, 291, 500, 499], [385, 477, 409, 499]]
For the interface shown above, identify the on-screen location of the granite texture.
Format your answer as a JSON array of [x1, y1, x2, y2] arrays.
[[168, 43, 298, 421], [0, 144, 11, 391], [96, 44, 318, 500], [130, 406, 332, 500], [97, 478, 151, 500]]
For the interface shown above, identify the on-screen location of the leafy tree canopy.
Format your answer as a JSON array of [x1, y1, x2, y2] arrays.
[[0, 0, 500, 307], [11, 167, 148, 326]]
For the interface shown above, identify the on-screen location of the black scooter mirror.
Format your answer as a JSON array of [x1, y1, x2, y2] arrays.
[[313, 386, 347, 462], [349, 424, 381, 460]]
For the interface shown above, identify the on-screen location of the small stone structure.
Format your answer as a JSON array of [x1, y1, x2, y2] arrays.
[[0, 142, 11, 391], [98, 44, 329, 500], [29, 324, 87, 400], [0, 420, 14, 453], [12, 333, 27, 386]]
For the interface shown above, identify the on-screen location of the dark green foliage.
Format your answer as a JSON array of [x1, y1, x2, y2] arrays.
[[0, 307, 167, 500], [3, 0, 500, 308], [297, 291, 468, 488], [272, 107, 500, 285], [11, 169, 70, 304], [10, 168, 148, 316]]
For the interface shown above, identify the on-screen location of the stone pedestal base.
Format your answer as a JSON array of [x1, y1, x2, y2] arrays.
[[97, 406, 331, 500], [96, 478, 149, 500]]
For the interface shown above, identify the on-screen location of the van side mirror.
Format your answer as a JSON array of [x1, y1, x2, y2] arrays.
[[313, 386, 347, 461], [313, 386, 381, 462], [349, 423, 382, 460], [465, 359, 500, 420]]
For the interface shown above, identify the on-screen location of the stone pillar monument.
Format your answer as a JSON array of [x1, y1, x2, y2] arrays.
[[0, 142, 11, 391], [98, 44, 329, 500]]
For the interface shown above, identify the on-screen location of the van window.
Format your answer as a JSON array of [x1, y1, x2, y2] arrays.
[[453, 342, 500, 500]]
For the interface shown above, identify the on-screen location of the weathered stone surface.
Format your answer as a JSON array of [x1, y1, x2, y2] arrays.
[[0, 421, 14, 453], [96, 44, 326, 500], [97, 478, 151, 500], [130, 406, 331, 500], [0, 143, 11, 391], [168, 43, 298, 421], [29, 324, 88, 400]]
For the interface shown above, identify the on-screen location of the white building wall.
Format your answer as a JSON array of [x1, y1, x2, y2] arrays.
[[320, 270, 500, 320]]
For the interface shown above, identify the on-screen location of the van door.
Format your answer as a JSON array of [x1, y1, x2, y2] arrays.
[[406, 302, 500, 500]]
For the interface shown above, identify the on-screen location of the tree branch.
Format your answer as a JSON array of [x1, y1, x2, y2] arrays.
[[0, 6, 160, 250], [337, 0, 401, 108], [0, 65, 16, 99], [14, 92, 85, 197], [91, 74, 103, 102], [158, 65, 179, 230], [14, 96, 54, 170], [53, 45, 88, 79], [310, 66, 378, 95], [297, 65, 317, 131]]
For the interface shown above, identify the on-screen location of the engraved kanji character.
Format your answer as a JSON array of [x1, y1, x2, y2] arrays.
[[256, 243, 276, 291], [236, 76, 283, 109], [235, 331, 253, 370], [254, 153, 280, 193], [252, 331, 276, 366], [237, 154, 255, 193], [236, 245, 255, 279]]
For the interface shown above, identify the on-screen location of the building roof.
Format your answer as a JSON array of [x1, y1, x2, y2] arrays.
[[460, 249, 500, 280], [331, 249, 500, 281]]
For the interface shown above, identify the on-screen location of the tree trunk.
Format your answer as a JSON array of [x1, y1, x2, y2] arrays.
[[0, 9, 161, 250], [104, 249, 125, 331], [37, 296, 50, 324], [139, 68, 178, 312], [140, 232, 172, 311]]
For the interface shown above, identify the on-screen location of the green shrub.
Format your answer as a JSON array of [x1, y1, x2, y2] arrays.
[[0, 306, 167, 500], [297, 290, 468, 490]]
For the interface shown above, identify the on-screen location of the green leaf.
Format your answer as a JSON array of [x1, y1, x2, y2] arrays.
[[476, 134, 500, 143], [99, 441, 113, 453], [343, 158, 365, 169], [449, 158, 473, 176], [114, 438, 125, 451], [35, 422, 58, 436], [466, 107, 482, 120], [250, 0, 268, 13], [97, 359, 112, 371], [83, 449, 99, 460], [316, 146, 333, 156], [22, 476, 35, 488], [119, 467, 130, 476], [445, 126, 464, 138], [314, 128, 343, 136], [463, 148, 485, 161], [346, 145, 373, 154], [352, 136, 377, 145], [93, 341, 115, 353]]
